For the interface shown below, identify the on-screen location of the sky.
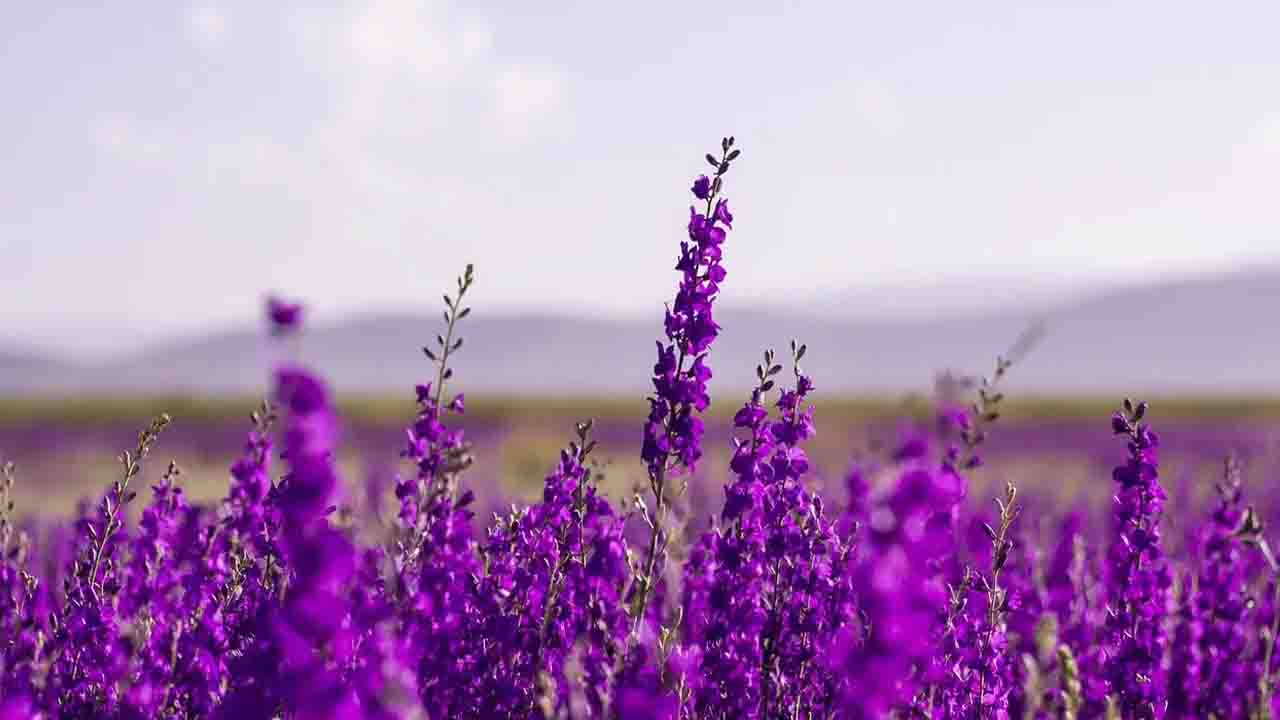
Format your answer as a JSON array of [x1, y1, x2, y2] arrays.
[[3, 1, 1280, 359]]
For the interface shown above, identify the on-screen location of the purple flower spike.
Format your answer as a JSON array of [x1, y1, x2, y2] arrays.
[[1103, 400, 1172, 717], [630, 139, 741, 662], [683, 342, 849, 719]]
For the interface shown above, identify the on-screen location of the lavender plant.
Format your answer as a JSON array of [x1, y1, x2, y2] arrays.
[[1103, 400, 1171, 719], [631, 137, 739, 653], [680, 341, 844, 720], [1168, 455, 1253, 718]]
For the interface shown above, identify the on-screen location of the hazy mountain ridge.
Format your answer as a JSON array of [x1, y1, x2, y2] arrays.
[[3, 269, 1277, 395], [0, 351, 79, 390]]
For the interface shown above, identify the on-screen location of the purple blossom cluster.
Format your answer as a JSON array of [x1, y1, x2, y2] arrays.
[[5, 137, 1280, 720]]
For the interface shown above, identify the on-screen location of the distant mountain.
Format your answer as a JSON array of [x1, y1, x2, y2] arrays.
[[0, 350, 78, 392], [797, 271, 1111, 323], [4, 269, 1280, 395]]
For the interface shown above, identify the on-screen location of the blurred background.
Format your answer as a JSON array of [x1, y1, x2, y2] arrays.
[[4, 2, 1280, 518]]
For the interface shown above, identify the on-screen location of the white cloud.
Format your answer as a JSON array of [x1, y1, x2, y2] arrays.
[[344, 0, 464, 80], [187, 5, 229, 51], [298, 0, 568, 152], [849, 79, 904, 137], [98, 1, 567, 205], [492, 64, 569, 142]]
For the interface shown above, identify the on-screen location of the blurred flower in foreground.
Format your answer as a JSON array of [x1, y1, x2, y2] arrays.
[[266, 295, 303, 335]]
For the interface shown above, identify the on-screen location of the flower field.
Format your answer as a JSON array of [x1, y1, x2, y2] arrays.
[[5, 138, 1280, 718]]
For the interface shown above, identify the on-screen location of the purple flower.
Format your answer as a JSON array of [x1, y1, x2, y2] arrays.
[[714, 198, 734, 227], [267, 295, 303, 334], [691, 175, 712, 199]]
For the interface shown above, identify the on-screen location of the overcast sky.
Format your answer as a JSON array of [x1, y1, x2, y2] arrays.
[[4, 2, 1280, 358]]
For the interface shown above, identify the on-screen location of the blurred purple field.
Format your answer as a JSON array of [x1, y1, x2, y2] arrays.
[[8, 398, 1280, 532]]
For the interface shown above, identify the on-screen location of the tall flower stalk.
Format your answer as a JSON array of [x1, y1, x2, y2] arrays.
[[1235, 504, 1280, 719], [973, 480, 1019, 717], [1167, 455, 1252, 718], [45, 412, 170, 715], [681, 344, 818, 719], [958, 357, 1021, 720], [924, 351, 1020, 717], [0, 459, 44, 704], [389, 265, 487, 716], [474, 420, 630, 717], [1104, 399, 1171, 718], [630, 137, 740, 647]]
